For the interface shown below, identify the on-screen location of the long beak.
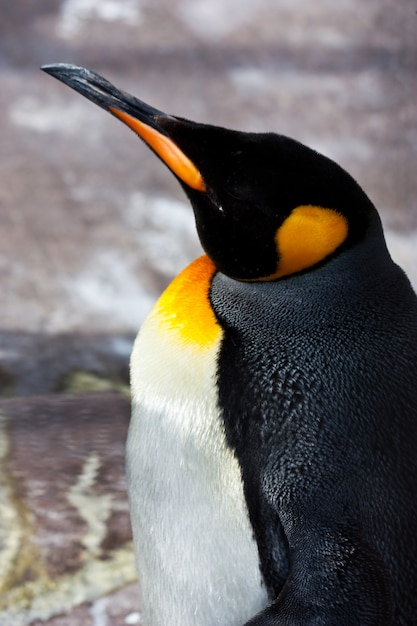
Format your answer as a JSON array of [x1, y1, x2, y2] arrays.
[[41, 64, 206, 192]]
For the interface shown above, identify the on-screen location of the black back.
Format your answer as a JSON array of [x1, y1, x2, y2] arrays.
[[211, 222, 417, 624]]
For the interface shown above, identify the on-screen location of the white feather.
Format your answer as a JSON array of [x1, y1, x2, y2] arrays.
[[127, 312, 268, 626]]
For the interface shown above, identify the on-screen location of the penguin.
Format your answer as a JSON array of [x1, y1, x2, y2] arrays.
[[42, 64, 417, 626]]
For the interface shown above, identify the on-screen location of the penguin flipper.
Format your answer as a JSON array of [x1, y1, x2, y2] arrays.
[[241, 530, 392, 625]]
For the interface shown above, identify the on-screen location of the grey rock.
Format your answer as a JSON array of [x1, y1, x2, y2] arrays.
[[0, 393, 138, 624]]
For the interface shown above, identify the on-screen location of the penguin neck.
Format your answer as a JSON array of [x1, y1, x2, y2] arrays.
[[210, 219, 396, 336]]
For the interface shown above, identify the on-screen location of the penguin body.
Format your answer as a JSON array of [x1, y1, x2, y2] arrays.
[[211, 238, 417, 624], [128, 256, 268, 625], [42, 64, 417, 625]]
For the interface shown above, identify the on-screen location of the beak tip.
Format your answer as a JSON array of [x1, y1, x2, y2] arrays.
[[41, 64, 92, 86], [41, 62, 82, 71]]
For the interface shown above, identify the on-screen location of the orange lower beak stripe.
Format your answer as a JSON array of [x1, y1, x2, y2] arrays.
[[109, 107, 206, 192]]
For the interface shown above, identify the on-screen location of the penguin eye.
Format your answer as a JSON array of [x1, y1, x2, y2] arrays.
[[226, 171, 257, 202], [226, 182, 277, 219]]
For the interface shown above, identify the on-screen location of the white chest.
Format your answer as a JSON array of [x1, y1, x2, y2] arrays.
[[127, 288, 268, 626]]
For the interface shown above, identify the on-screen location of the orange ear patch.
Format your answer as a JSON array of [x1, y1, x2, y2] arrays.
[[109, 107, 206, 192], [270, 205, 348, 280]]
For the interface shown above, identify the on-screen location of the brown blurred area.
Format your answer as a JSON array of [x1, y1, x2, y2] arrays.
[[0, 1, 416, 624]]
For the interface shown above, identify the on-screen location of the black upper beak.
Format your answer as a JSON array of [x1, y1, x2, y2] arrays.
[[41, 63, 206, 191], [41, 63, 169, 132]]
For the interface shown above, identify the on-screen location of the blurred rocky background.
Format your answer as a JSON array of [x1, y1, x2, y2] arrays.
[[0, 0, 416, 624]]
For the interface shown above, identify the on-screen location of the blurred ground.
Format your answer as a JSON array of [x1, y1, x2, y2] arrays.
[[0, 0, 416, 623]]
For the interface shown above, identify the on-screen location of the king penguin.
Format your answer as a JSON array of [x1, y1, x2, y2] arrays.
[[42, 64, 417, 626]]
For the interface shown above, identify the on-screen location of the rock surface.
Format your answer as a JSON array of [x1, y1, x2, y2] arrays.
[[0, 393, 139, 625], [0, 0, 416, 623]]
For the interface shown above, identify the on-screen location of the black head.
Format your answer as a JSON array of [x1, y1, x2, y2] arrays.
[[41, 64, 380, 281]]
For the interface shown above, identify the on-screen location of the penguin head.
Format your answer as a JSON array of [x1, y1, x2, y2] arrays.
[[42, 64, 377, 282]]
